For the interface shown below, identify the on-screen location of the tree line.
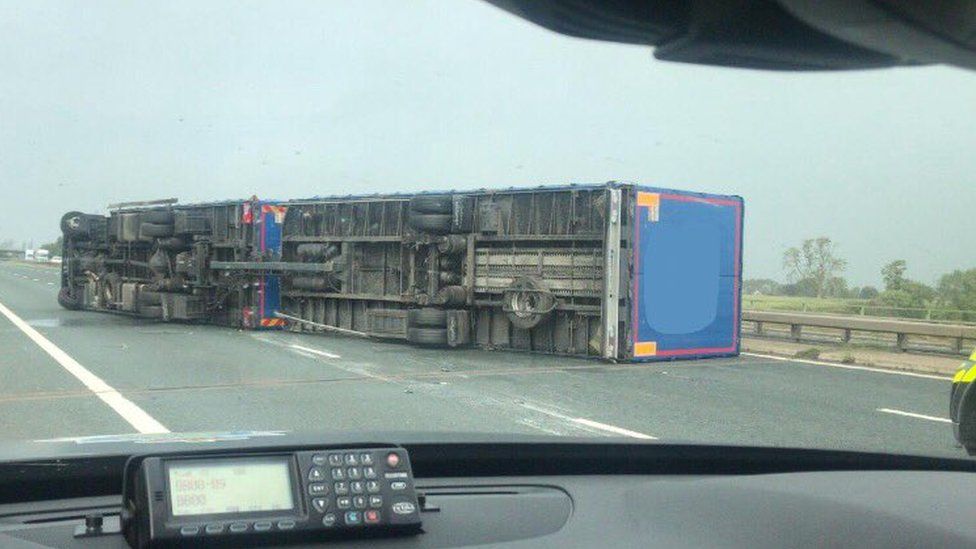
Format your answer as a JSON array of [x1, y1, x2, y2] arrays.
[[744, 237, 976, 312]]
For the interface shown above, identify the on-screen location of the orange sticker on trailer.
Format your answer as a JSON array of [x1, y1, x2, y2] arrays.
[[634, 341, 657, 357]]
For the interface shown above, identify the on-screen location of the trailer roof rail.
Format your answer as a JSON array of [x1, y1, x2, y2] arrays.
[[108, 198, 179, 210]]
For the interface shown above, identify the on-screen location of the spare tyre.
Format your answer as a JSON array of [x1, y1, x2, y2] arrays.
[[408, 213, 452, 234], [57, 287, 81, 310], [408, 308, 447, 328], [60, 211, 89, 237], [142, 210, 174, 224], [140, 222, 174, 238], [408, 195, 453, 214], [407, 327, 448, 346]]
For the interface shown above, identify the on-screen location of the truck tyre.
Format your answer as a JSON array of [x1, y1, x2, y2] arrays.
[[407, 327, 448, 346], [408, 213, 452, 234], [408, 195, 453, 214], [140, 305, 163, 318], [139, 222, 174, 238], [142, 210, 174, 224], [60, 211, 89, 237], [437, 235, 467, 255], [57, 288, 81, 310], [138, 290, 163, 306], [408, 308, 447, 328]]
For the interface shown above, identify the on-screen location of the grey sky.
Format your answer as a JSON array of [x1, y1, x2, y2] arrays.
[[1, 0, 974, 286]]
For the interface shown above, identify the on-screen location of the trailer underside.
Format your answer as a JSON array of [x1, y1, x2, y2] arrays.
[[59, 186, 632, 360]]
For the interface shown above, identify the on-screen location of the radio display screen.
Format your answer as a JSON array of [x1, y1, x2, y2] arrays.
[[166, 457, 295, 517]]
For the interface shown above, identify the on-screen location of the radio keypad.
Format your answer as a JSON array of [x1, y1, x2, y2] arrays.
[[298, 447, 419, 532]]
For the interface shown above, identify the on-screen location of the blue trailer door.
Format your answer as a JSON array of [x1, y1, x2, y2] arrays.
[[257, 204, 287, 328], [631, 189, 742, 360]]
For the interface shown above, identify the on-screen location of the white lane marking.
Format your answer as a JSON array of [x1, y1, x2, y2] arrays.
[[289, 343, 341, 359], [877, 408, 952, 423], [253, 334, 395, 382], [519, 402, 657, 440], [742, 352, 952, 381], [515, 418, 564, 436], [572, 418, 658, 439], [0, 300, 169, 434], [46, 282, 54, 286]]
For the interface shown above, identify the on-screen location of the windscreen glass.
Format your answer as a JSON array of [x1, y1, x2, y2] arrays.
[[0, 1, 973, 461]]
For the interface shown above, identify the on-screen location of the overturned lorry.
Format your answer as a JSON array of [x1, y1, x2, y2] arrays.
[[58, 183, 742, 361]]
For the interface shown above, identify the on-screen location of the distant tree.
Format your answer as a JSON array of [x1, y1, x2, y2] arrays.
[[39, 236, 62, 256], [882, 259, 908, 291], [743, 278, 782, 295], [782, 237, 847, 298], [824, 276, 849, 298], [781, 278, 820, 297], [876, 281, 935, 311], [858, 286, 880, 300], [937, 269, 976, 311], [0, 238, 15, 250], [780, 282, 801, 297], [874, 260, 934, 313]]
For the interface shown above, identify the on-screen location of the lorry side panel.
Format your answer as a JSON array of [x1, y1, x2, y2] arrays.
[[629, 187, 743, 361], [59, 183, 742, 363]]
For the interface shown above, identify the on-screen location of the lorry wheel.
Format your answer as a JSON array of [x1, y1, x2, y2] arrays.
[[60, 211, 89, 237], [57, 288, 81, 310], [140, 305, 163, 318], [139, 222, 174, 238], [437, 235, 467, 254], [408, 195, 453, 214], [408, 308, 447, 328], [408, 213, 452, 234], [407, 327, 448, 346], [142, 210, 174, 224], [138, 290, 163, 306]]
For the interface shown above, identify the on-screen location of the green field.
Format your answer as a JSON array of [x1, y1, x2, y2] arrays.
[[743, 294, 976, 323], [742, 295, 868, 314]]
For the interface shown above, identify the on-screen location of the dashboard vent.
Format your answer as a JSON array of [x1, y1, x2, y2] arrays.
[[153, 491, 164, 503]]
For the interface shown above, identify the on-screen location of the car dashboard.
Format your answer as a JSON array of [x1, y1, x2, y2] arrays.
[[0, 434, 973, 548]]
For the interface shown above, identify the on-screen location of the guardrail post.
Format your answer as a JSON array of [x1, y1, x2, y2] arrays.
[[842, 329, 851, 343], [790, 324, 802, 341], [896, 333, 907, 352], [755, 321, 764, 336], [955, 338, 964, 354]]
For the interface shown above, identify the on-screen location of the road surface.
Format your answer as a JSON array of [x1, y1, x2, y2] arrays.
[[0, 260, 962, 458]]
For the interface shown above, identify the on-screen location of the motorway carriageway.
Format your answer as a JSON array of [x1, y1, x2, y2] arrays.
[[0, 261, 962, 458]]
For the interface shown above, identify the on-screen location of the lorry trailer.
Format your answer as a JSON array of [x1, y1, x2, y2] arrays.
[[58, 183, 743, 362]]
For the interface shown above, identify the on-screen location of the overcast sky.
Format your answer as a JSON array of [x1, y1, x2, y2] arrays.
[[1, 0, 974, 286]]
